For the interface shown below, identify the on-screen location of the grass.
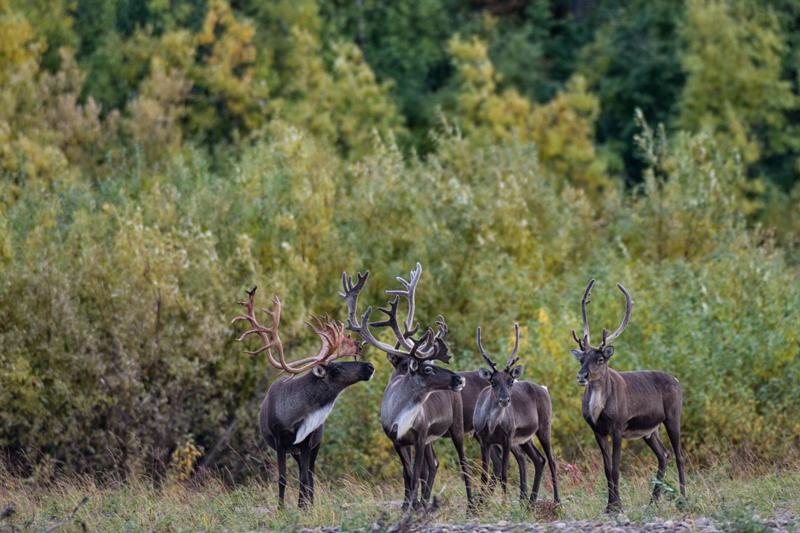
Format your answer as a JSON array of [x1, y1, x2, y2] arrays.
[[1, 458, 798, 532]]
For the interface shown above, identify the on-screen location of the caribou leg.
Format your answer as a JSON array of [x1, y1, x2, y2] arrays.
[[499, 440, 511, 497], [593, 432, 615, 512], [421, 444, 438, 505], [296, 447, 312, 509], [664, 418, 686, 498], [307, 443, 320, 505], [489, 445, 503, 483], [609, 431, 623, 513], [478, 442, 496, 504], [537, 427, 560, 504], [276, 445, 288, 509], [522, 440, 545, 504], [393, 443, 413, 508], [511, 446, 527, 502], [644, 432, 669, 502], [408, 437, 427, 509], [450, 428, 474, 511]]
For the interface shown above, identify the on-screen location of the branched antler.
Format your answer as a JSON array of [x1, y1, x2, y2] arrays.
[[232, 286, 350, 374], [341, 266, 447, 361], [571, 280, 634, 351]]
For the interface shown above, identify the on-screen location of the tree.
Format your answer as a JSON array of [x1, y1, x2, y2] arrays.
[[447, 36, 610, 195], [678, 0, 797, 172], [577, 0, 685, 181]]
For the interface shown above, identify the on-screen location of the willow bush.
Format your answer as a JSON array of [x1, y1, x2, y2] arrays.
[[1, 121, 798, 481]]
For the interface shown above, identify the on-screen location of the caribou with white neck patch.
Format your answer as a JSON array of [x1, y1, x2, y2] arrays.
[[231, 287, 374, 509], [473, 323, 559, 506], [570, 279, 685, 513], [341, 265, 474, 511]]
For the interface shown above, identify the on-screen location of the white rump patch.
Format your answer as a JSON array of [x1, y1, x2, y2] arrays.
[[294, 402, 336, 444], [394, 404, 423, 440]]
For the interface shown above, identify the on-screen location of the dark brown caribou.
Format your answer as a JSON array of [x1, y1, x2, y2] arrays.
[[473, 323, 559, 506], [232, 287, 374, 508], [365, 263, 502, 504], [341, 265, 474, 511], [570, 279, 685, 513]]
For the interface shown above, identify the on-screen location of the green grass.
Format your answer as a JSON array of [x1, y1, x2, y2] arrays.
[[1, 460, 798, 532]]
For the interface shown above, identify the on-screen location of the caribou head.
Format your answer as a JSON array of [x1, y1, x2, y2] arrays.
[[476, 323, 522, 408], [570, 279, 634, 385]]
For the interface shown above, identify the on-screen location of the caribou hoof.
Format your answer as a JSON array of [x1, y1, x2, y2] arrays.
[[605, 501, 622, 514]]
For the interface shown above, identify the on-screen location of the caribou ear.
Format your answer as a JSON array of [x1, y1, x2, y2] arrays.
[[510, 365, 524, 379], [478, 367, 492, 381], [571, 349, 584, 361], [408, 359, 419, 372], [603, 346, 615, 359], [311, 365, 327, 378]]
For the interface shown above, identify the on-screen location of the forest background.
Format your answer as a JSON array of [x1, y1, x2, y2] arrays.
[[1, 0, 799, 484]]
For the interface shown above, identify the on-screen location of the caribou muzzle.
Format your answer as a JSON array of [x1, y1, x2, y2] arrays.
[[362, 362, 376, 380]]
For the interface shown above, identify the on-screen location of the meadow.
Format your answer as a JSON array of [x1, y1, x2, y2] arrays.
[[2, 458, 798, 531]]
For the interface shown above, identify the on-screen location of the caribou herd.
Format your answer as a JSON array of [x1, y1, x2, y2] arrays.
[[232, 264, 686, 514]]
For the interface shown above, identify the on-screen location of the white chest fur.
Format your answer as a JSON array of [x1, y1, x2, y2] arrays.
[[294, 401, 336, 444], [393, 404, 422, 439], [587, 386, 606, 424]]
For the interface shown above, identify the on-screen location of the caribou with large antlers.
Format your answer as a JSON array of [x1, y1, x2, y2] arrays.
[[231, 287, 374, 508], [473, 323, 559, 506], [570, 279, 685, 513], [341, 265, 474, 511]]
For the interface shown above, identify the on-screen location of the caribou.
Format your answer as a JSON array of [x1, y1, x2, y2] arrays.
[[570, 279, 685, 513], [231, 287, 374, 509], [473, 323, 559, 506], [341, 265, 474, 511]]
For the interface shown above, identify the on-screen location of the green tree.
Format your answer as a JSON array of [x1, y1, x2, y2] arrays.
[[447, 36, 610, 195], [678, 0, 797, 172], [577, 0, 685, 180]]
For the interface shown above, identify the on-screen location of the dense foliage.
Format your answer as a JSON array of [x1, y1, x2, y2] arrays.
[[1, 0, 799, 481]]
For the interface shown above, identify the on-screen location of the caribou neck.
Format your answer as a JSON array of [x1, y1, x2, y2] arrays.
[[487, 402, 515, 436], [584, 370, 623, 424]]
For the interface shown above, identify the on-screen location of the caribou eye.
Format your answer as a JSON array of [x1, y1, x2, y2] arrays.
[[597, 357, 605, 363], [424, 365, 434, 375]]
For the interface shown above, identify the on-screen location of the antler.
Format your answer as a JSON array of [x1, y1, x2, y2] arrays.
[[372, 263, 422, 351], [571, 280, 634, 351], [341, 271, 419, 358], [477, 323, 520, 374], [232, 287, 350, 375], [476, 326, 498, 372], [377, 263, 446, 360], [504, 323, 520, 370], [342, 268, 445, 361], [385, 262, 422, 339], [599, 283, 634, 347], [571, 279, 595, 351], [231, 287, 284, 369]]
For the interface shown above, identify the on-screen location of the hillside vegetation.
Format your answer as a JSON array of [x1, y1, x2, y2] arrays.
[[0, 0, 799, 483]]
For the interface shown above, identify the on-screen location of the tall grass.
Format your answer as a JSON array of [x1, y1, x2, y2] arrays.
[[1, 458, 798, 532]]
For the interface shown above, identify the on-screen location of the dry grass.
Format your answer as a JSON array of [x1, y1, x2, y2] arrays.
[[1, 459, 798, 532]]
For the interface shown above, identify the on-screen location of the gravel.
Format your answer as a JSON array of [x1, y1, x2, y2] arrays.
[[298, 510, 797, 533]]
